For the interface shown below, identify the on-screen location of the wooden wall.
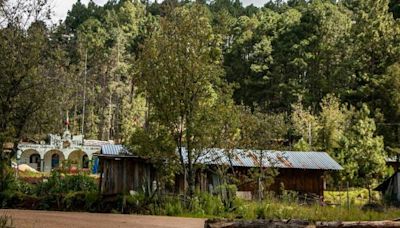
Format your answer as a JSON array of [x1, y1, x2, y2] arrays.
[[269, 169, 324, 196], [174, 167, 325, 197], [99, 157, 155, 195], [235, 168, 324, 197]]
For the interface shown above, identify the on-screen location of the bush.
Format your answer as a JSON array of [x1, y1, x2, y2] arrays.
[[198, 192, 224, 215], [125, 192, 148, 213], [214, 184, 237, 208], [165, 200, 183, 216], [35, 171, 97, 195], [61, 191, 100, 211], [280, 190, 299, 204], [63, 174, 97, 192]]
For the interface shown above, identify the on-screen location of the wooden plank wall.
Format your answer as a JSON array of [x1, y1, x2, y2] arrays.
[[100, 158, 153, 195]]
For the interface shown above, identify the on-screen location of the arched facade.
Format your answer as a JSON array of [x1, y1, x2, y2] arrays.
[[17, 129, 108, 172], [17, 130, 109, 173]]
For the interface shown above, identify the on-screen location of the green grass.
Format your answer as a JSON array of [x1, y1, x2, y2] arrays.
[[134, 191, 400, 222], [228, 200, 400, 221], [324, 189, 381, 206], [161, 199, 400, 221]]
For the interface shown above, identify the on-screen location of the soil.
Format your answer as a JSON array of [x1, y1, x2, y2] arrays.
[[0, 209, 205, 228]]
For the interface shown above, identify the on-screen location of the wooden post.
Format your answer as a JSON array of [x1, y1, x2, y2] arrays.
[[122, 158, 127, 213], [346, 181, 350, 210], [98, 159, 103, 194]]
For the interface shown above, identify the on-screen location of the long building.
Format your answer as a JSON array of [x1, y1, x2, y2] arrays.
[[17, 129, 112, 172]]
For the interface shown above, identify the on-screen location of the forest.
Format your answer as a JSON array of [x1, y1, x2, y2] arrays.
[[1, 0, 400, 195]]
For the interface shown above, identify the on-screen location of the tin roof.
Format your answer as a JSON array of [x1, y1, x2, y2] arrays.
[[100, 144, 132, 156], [84, 139, 114, 147], [183, 148, 343, 170]]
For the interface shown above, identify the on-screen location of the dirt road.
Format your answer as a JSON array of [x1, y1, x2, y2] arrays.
[[0, 209, 205, 228]]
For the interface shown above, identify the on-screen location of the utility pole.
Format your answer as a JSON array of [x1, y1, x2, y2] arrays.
[[81, 49, 88, 140]]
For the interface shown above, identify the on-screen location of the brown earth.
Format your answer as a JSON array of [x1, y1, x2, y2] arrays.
[[0, 209, 205, 228]]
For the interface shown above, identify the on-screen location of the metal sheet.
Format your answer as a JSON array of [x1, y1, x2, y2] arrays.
[[182, 148, 343, 170], [101, 144, 131, 156]]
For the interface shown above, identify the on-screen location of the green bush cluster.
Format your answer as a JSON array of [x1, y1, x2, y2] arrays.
[[2, 170, 400, 222], [0, 171, 100, 211], [122, 192, 225, 217]]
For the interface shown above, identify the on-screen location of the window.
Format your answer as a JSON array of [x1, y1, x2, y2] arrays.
[[82, 154, 89, 169], [30, 154, 40, 164]]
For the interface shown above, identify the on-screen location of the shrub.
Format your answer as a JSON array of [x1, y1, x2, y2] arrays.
[[280, 190, 299, 204], [35, 171, 97, 196], [165, 200, 183, 216], [63, 174, 97, 192], [64, 192, 86, 211], [189, 196, 205, 215], [125, 192, 148, 213], [255, 203, 273, 219], [214, 184, 237, 208], [198, 192, 224, 215]]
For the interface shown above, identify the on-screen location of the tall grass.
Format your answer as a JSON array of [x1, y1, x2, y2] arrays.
[[230, 197, 400, 221], [0, 214, 13, 228]]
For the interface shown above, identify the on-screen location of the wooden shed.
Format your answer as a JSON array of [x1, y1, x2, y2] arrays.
[[375, 171, 400, 202], [98, 145, 156, 195], [176, 149, 342, 199]]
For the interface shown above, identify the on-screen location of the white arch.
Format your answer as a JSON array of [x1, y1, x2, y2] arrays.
[[19, 149, 41, 171], [43, 150, 65, 172], [67, 150, 88, 169]]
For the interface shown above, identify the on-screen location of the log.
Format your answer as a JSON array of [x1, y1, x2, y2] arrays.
[[204, 218, 312, 228], [316, 220, 400, 228]]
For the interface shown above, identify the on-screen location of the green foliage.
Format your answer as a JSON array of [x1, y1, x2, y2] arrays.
[[3, 0, 400, 210], [64, 191, 101, 211], [337, 105, 386, 188], [136, 3, 232, 195], [165, 199, 184, 216], [324, 189, 381, 206], [35, 171, 97, 195]]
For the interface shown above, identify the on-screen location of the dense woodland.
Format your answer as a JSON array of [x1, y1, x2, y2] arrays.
[[1, 0, 400, 193]]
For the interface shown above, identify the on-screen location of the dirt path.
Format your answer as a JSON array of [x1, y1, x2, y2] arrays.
[[0, 209, 206, 228]]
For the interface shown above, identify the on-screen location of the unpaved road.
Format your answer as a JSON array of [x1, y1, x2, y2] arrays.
[[0, 209, 205, 228]]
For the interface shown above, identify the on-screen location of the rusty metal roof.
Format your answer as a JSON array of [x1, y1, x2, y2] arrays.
[[183, 148, 342, 170]]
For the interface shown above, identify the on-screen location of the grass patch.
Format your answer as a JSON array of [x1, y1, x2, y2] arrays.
[[324, 189, 381, 206], [229, 200, 400, 221]]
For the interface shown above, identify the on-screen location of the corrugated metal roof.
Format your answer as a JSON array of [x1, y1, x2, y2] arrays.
[[182, 148, 343, 170], [84, 139, 114, 147], [100, 144, 132, 156]]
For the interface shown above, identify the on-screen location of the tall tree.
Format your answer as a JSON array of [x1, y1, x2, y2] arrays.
[[0, 0, 67, 191], [137, 3, 227, 196], [337, 104, 386, 198]]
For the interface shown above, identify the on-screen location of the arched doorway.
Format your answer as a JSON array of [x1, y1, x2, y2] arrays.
[[19, 149, 41, 171], [30, 154, 41, 171], [68, 150, 89, 169], [44, 150, 65, 172], [51, 154, 60, 168]]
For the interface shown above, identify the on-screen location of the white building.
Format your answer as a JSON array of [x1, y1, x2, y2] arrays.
[[17, 129, 113, 172]]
